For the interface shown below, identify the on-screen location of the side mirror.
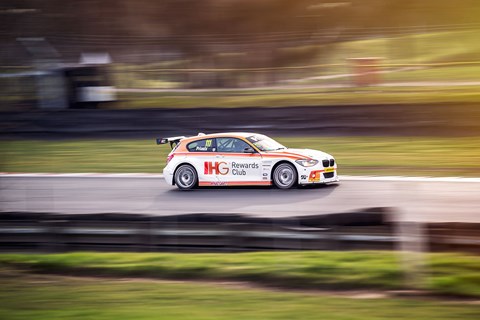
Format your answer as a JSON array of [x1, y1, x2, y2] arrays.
[[243, 147, 255, 153]]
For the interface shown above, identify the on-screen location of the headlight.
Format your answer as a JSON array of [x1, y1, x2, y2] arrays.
[[295, 159, 318, 167]]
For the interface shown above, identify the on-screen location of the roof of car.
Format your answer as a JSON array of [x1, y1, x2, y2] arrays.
[[182, 132, 258, 142]]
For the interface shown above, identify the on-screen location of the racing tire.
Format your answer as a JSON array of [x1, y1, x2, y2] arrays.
[[273, 163, 297, 189], [174, 164, 198, 190]]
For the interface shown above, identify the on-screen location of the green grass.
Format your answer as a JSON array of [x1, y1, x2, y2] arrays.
[[1, 251, 480, 298], [114, 85, 480, 109], [383, 65, 480, 83], [301, 65, 480, 86], [281, 136, 480, 176], [1, 137, 480, 176], [2, 84, 479, 110], [1, 268, 479, 320], [328, 30, 480, 67]]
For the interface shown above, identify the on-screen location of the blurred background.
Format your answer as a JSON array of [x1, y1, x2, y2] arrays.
[[2, 0, 480, 110], [1, 1, 480, 319]]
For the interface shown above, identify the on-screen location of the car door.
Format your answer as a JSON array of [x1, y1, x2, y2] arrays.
[[213, 137, 264, 185]]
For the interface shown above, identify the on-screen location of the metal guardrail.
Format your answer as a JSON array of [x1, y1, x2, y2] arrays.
[[3, 104, 480, 138], [0, 209, 479, 253]]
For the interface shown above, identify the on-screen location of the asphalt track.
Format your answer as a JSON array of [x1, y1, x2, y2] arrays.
[[1, 174, 479, 223]]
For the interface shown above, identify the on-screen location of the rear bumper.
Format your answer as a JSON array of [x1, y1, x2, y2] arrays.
[[163, 167, 174, 185]]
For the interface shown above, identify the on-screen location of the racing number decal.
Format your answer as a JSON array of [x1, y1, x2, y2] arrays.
[[204, 161, 229, 175]]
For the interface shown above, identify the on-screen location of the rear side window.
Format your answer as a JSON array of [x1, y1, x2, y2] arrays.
[[187, 138, 216, 152], [216, 137, 251, 153]]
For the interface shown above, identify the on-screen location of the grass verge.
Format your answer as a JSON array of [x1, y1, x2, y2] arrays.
[[2, 268, 479, 320], [115, 85, 480, 109], [1, 251, 480, 298], [1, 137, 480, 176], [2, 268, 480, 320]]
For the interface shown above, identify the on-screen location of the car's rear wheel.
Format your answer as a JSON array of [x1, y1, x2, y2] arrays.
[[174, 164, 197, 190], [273, 163, 297, 189]]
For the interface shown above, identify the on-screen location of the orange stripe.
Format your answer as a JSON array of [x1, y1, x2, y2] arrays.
[[261, 154, 304, 160], [199, 181, 271, 187], [230, 181, 271, 186], [264, 151, 312, 160], [173, 151, 305, 160], [175, 152, 261, 157]]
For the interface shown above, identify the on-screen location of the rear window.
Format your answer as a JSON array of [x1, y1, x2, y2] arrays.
[[171, 141, 181, 152], [187, 138, 216, 152]]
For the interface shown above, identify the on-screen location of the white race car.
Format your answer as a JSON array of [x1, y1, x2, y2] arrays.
[[157, 132, 338, 190]]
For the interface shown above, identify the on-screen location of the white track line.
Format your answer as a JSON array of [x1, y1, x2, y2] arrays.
[[341, 175, 480, 183], [1, 172, 479, 183]]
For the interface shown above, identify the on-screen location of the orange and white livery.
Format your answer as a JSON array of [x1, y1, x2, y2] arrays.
[[156, 132, 338, 190]]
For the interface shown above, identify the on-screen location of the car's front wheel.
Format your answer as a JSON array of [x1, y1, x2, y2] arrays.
[[272, 163, 297, 189], [174, 164, 198, 190]]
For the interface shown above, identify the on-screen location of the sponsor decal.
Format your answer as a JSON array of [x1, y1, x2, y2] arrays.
[[308, 170, 322, 182], [204, 161, 259, 176], [232, 162, 258, 175], [301, 175, 307, 180], [204, 162, 229, 175], [231, 162, 259, 169], [211, 181, 227, 186], [196, 139, 213, 151]]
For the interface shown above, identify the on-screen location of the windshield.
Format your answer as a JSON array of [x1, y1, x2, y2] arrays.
[[246, 134, 286, 152]]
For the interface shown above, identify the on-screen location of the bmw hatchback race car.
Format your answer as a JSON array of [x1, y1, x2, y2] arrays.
[[157, 132, 338, 190]]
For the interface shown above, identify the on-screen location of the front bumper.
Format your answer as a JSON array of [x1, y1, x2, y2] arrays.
[[298, 166, 339, 185]]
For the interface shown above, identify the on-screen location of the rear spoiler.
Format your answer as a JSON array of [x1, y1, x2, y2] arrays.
[[156, 133, 206, 149], [156, 136, 186, 149]]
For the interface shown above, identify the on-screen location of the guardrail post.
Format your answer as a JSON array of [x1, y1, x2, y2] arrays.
[[43, 218, 66, 253], [396, 220, 428, 290]]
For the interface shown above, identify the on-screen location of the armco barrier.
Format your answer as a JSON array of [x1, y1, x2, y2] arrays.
[[2, 104, 480, 138], [0, 209, 478, 253]]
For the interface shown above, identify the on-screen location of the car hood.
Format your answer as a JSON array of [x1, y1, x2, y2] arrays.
[[267, 148, 333, 160]]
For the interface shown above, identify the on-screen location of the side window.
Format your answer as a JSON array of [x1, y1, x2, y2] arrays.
[[217, 137, 251, 153], [187, 138, 216, 152]]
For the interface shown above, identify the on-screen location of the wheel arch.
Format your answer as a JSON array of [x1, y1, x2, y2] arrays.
[[270, 160, 299, 185]]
